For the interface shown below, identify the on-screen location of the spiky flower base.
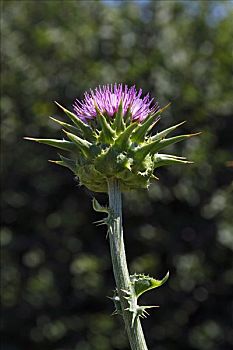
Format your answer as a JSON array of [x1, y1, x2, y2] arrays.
[[25, 99, 198, 193]]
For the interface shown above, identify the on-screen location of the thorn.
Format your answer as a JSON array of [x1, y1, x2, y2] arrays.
[[93, 219, 106, 226], [24, 137, 37, 141], [187, 131, 202, 137], [152, 174, 159, 180], [111, 310, 118, 316], [62, 128, 68, 135], [49, 116, 61, 123], [121, 289, 131, 295], [54, 101, 61, 108], [160, 101, 172, 113]]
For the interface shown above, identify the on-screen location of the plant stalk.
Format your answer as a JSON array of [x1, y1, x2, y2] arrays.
[[107, 178, 148, 350]]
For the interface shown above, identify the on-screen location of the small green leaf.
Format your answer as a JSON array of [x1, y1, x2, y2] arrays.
[[114, 122, 138, 150], [24, 137, 75, 152], [50, 117, 80, 134], [131, 115, 160, 143], [151, 132, 201, 154], [124, 107, 132, 126], [55, 101, 95, 141], [150, 121, 186, 142], [133, 141, 160, 162], [92, 197, 109, 214], [154, 154, 193, 168], [134, 132, 200, 161], [95, 104, 116, 144], [130, 271, 169, 298], [63, 130, 92, 157], [48, 156, 76, 173], [59, 154, 76, 172], [112, 100, 125, 133], [133, 101, 171, 138]]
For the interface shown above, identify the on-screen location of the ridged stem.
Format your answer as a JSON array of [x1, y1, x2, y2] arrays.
[[107, 178, 148, 350]]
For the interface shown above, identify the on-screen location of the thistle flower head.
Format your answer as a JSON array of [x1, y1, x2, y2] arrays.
[[25, 84, 199, 192], [73, 84, 159, 123]]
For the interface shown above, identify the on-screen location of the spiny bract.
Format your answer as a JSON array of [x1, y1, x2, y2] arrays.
[[130, 272, 170, 298], [25, 84, 199, 193]]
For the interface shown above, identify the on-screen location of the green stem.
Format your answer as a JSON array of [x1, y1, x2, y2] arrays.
[[107, 178, 148, 350]]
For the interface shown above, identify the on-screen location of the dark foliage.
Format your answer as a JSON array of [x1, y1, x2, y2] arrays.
[[1, 1, 233, 350]]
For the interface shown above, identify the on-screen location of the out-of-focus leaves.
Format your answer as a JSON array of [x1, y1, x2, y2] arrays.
[[1, 1, 233, 350]]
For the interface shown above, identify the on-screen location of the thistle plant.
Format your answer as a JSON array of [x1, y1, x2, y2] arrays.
[[25, 84, 199, 350]]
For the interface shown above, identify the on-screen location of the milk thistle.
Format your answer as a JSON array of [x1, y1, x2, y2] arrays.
[[25, 84, 199, 350]]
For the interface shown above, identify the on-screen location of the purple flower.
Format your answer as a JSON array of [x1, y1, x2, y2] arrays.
[[73, 84, 159, 123]]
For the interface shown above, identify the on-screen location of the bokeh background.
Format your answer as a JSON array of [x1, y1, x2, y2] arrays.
[[1, 1, 233, 350]]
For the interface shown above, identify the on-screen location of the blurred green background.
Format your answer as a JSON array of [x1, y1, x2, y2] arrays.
[[1, 1, 233, 350]]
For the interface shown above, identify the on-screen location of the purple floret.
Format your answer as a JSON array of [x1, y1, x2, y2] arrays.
[[73, 83, 159, 123]]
